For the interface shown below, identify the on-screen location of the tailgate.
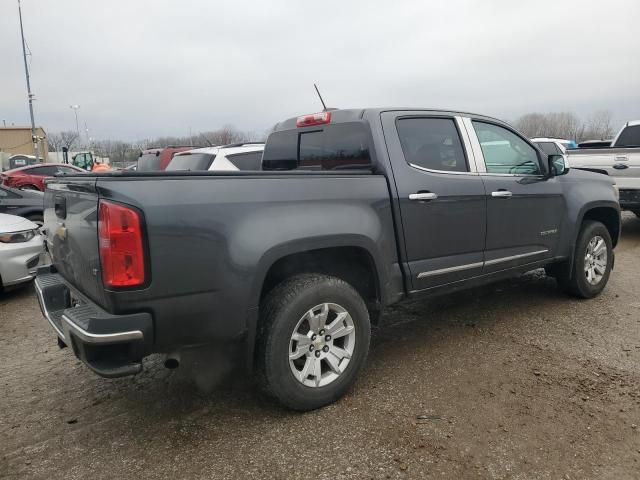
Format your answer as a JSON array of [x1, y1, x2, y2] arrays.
[[43, 177, 108, 307]]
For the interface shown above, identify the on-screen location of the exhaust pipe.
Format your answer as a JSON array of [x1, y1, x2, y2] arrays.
[[164, 352, 181, 369]]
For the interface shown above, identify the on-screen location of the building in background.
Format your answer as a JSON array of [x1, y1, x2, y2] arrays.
[[0, 126, 48, 162]]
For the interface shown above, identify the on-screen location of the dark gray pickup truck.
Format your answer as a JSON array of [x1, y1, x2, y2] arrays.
[[36, 108, 620, 410]]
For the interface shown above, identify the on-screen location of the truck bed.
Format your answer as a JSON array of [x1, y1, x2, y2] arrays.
[[43, 172, 401, 351]]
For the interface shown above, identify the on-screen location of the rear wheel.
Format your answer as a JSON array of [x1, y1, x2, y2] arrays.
[[256, 274, 370, 411], [557, 220, 613, 298]]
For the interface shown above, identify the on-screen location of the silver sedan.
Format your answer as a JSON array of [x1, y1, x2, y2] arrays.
[[0, 213, 46, 289]]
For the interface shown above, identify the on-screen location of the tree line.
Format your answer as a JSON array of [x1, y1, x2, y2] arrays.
[[47, 125, 263, 167], [514, 110, 615, 142]]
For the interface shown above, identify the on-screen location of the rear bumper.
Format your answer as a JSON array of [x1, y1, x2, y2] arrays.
[[619, 189, 640, 210], [35, 265, 153, 378]]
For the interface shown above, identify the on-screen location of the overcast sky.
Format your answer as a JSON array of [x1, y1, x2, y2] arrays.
[[1, 0, 639, 141]]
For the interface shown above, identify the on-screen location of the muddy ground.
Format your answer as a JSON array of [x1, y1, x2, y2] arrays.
[[1, 214, 639, 479]]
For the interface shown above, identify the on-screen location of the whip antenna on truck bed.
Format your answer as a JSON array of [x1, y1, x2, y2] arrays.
[[314, 83, 328, 111]]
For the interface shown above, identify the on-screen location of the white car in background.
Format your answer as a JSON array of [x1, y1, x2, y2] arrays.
[[0, 213, 46, 290], [166, 143, 265, 171], [531, 137, 576, 156]]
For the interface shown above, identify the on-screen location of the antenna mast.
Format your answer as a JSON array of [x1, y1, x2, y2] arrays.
[[18, 0, 40, 161], [314, 84, 328, 111]]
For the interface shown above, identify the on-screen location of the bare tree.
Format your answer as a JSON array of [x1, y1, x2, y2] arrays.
[[47, 132, 64, 153], [584, 110, 613, 140], [60, 131, 79, 151]]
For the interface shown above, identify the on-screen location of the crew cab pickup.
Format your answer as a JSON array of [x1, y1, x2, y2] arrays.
[[35, 108, 620, 411], [567, 121, 640, 215]]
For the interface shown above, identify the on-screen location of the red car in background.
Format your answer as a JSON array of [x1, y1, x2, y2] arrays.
[[0, 163, 86, 191], [137, 146, 196, 171]]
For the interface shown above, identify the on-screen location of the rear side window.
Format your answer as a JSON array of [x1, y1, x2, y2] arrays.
[[166, 153, 215, 171], [262, 123, 371, 171], [226, 151, 263, 170], [615, 125, 640, 147], [535, 141, 562, 155], [137, 153, 161, 172], [396, 117, 468, 172], [28, 166, 59, 176]]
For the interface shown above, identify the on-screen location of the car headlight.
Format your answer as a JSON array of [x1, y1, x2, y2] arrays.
[[0, 229, 37, 243], [612, 183, 620, 201]]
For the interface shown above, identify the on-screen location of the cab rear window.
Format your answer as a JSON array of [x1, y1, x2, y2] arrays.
[[262, 123, 371, 171], [616, 125, 640, 147]]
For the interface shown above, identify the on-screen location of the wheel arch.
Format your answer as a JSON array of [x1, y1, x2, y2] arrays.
[[578, 202, 621, 248], [244, 237, 386, 372]]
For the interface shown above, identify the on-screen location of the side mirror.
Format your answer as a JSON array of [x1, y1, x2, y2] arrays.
[[548, 154, 569, 176]]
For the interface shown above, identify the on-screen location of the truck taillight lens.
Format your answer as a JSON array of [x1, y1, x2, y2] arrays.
[[296, 111, 331, 128], [98, 200, 145, 287]]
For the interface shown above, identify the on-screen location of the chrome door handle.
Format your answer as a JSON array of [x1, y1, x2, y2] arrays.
[[409, 192, 438, 201], [491, 190, 512, 198], [615, 156, 628, 161]]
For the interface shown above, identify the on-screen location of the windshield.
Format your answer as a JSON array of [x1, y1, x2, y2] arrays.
[[166, 153, 215, 171], [137, 153, 161, 172]]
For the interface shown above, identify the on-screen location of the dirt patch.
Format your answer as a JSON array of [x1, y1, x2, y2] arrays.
[[2, 214, 640, 479]]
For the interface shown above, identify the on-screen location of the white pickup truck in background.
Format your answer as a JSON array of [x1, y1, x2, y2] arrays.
[[568, 121, 640, 216]]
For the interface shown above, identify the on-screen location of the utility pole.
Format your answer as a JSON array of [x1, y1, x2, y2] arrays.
[[18, 0, 40, 161], [70, 104, 80, 142]]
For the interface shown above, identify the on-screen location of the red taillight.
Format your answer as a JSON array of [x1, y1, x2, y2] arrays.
[[296, 111, 331, 128], [98, 200, 145, 287]]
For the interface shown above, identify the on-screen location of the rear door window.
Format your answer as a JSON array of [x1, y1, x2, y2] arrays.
[[226, 151, 263, 170], [396, 117, 468, 172]]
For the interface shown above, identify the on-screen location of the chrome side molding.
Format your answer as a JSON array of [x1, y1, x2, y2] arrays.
[[417, 249, 548, 279]]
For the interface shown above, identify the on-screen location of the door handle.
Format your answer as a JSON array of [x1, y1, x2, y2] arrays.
[[615, 156, 628, 162], [613, 163, 629, 170], [409, 192, 438, 201], [491, 190, 513, 198]]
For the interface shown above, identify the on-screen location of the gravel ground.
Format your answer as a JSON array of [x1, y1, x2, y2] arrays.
[[2, 214, 639, 479]]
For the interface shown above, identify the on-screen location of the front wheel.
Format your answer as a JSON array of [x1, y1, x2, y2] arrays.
[[256, 274, 371, 411], [557, 220, 613, 298]]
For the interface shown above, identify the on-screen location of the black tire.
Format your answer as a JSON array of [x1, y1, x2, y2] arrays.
[[256, 274, 371, 411], [557, 220, 613, 298]]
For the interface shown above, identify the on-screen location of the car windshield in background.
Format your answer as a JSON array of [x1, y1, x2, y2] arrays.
[[166, 153, 215, 171], [137, 153, 161, 172]]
